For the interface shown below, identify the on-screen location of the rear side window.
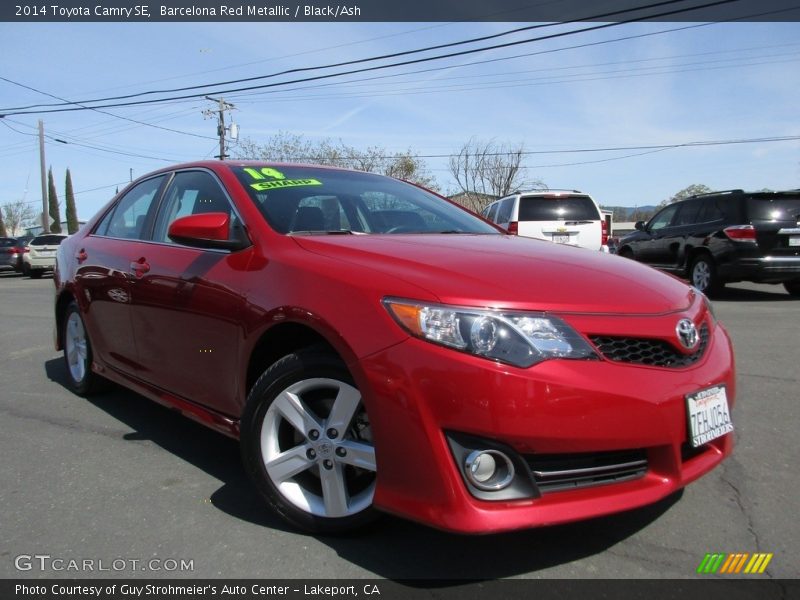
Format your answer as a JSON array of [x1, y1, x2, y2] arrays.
[[746, 195, 800, 222], [696, 198, 725, 223], [518, 196, 600, 221], [496, 197, 515, 223], [96, 176, 165, 240], [674, 200, 702, 226]]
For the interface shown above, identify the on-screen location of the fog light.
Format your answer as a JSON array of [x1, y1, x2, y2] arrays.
[[464, 450, 515, 491]]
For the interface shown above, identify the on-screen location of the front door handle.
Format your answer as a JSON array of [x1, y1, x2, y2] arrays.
[[76, 249, 88, 263], [130, 257, 150, 278]]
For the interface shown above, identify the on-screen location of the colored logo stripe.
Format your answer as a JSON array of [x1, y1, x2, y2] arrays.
[[697, 553, 773, 574]]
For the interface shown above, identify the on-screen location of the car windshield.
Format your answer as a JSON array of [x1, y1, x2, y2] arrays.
[[519, 196, 600, 221], [232, 165, 499, 235], [747, 194, 800, 222]]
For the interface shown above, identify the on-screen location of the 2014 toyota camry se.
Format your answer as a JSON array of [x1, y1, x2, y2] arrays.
[[54, 161, 735, 534]]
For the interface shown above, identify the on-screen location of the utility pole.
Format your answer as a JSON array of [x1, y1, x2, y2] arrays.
[[38, 120, 50, 233], [203, 96, 236, 160]]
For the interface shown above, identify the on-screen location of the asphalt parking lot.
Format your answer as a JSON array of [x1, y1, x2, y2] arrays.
[[1, 273, 798, 580]]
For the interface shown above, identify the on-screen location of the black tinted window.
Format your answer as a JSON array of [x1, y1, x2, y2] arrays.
[[747, 195, 800, 222], [0, 239, 16, 248], [496, 198, 515, 223], [674, 200, 702, 225], [518, 196, 600, 221], [32, 235, 67, 245], [696, 198, 725, 223]]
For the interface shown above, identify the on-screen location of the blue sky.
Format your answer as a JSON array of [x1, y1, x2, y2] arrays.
[[1, 20, 799, 225]]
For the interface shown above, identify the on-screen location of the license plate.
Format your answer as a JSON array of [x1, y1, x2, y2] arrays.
[[553, 234, 570, 244], [789, 236, 800, 247], [686, 385, 733, 447]]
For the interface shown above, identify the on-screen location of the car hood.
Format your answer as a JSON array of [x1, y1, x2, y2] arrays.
[[293, 234, 694, 315]]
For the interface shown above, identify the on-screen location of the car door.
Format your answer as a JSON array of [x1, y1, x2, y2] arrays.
[[76, 174, 167, 374], [635, 203, 680, 266], [129, 169, 251, 417]]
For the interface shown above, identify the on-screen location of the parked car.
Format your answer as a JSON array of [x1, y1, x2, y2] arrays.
[[618, 189, 800, 296], [0, 237, 22, 273], [13, 236, 33, 272], [55, 162, 735, 534], [24, 233, 68, 278], [482, 190, 607, 251]]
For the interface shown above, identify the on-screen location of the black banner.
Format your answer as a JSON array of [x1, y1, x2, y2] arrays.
[[3, 0, 800, 22], [2, 580, 800, 600]]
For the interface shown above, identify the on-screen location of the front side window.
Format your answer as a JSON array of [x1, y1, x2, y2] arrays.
[[152, 171, 237, 243], [648, 204, 680, 231], [232, 165, 499, 235], [96, 176, 165, 240]]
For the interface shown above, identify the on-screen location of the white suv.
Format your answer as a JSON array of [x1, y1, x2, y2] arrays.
[[482, 190, 606, 251]]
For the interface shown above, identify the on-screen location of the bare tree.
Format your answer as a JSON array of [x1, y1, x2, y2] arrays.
[[448, 138, 542, 213], [233, 132, 438, 190], [2, 200, 36, 236]]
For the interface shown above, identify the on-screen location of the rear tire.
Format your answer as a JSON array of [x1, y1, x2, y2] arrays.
[[62, 301, 104, 395], [690, 255, 722, 295], [240, 348, 378, 534], [784, 281, 800, 297]]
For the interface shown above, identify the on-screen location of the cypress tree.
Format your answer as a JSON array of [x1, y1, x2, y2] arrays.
[[48, 167, 62, 233], [65, 169, 79, 234]]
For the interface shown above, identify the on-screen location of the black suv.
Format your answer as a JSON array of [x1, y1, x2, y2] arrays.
[[618, 189, 800, 296]]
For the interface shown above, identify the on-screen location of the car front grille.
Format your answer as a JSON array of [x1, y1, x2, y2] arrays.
[[589, 323, 709, 368], [524, 449, 648, 493]]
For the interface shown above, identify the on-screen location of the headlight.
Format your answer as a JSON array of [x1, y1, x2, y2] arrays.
[[383, 298, 596, 368]]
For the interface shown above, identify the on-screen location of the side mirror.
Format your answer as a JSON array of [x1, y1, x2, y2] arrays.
[[634, 220, 646, 231], [168, 213, 247, 251]]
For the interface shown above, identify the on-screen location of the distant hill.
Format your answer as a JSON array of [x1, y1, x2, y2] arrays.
[[600, 205, 659, 221]]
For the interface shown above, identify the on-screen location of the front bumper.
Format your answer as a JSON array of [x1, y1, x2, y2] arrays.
[[355, 320, 735, 534]]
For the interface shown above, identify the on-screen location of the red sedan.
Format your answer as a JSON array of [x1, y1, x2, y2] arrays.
[[54, 162, 735, 534]]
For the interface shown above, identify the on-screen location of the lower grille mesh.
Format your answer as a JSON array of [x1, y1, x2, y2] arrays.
[[524, 449, 647, 493]]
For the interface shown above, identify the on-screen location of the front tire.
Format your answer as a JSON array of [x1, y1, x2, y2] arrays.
[[62, 301, 103, 395], [690, 255, 721, 295], [30, 269, 42, 279], [241, 348, 378, 534]]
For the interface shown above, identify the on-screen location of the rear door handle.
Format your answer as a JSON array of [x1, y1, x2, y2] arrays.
[[130, 257, 150, 278]]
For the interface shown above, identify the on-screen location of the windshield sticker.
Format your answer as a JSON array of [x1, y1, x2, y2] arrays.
[[243, 167, 287, 181], [250, 179, 322, 192]]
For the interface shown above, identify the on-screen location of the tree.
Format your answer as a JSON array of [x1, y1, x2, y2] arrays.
[[0, 209, 7, 237], [65, 169, 79, 234], [448, 138, 543, 213], [48, 167, 62, 233], [233, 132, 439, 190], [2, 200, 35, 236], [660, 184, 713, 208]]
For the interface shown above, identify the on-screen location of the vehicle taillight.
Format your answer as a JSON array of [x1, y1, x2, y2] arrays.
[[601, 220, 609, 246], [723, 225, 757, 242], [507, 221, 518, 235]]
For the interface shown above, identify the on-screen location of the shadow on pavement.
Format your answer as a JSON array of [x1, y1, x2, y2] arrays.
[[45, 357, 682, 580], [711, 284, 794, 302]]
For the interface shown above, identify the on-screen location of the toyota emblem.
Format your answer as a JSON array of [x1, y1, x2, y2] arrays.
[[676, 319, 699, 350]]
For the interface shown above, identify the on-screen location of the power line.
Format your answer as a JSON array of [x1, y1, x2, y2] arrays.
[[0, 0, 694, 112], [0, 76, 216, 140], [0, 0, 743, 116]]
